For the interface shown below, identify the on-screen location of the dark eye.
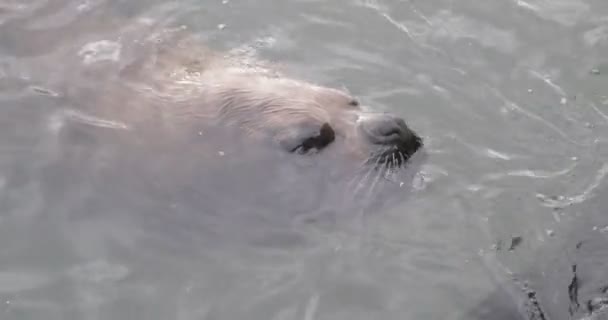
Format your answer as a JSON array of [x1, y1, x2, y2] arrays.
[[348, 99, 360, 107], [292, 123, 336, 154]]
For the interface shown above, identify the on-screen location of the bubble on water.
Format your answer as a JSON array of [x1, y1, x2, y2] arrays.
[[412, 172, 427, 190], [590, 68, 601, 75], [78, 40, 121, 65], [217, 24, 226, 30], [467, 184, 482, 192], [77, 1, 90, 11], [137, 17, 155, 26], [560, 97, 567, 104]]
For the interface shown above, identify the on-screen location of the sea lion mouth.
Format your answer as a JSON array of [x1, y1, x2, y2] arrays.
[[369, 134, 423, 168]]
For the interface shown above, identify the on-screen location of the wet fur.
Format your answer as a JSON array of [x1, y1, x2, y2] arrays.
[[58, 28, 423, 204]]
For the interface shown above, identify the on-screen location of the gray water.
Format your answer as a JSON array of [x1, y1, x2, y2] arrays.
[[1, 0, 608, 319]]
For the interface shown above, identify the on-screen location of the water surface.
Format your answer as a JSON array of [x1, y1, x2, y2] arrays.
[[1, 0, 608, 319]]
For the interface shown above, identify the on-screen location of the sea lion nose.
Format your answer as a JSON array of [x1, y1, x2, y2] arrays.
[[359, 113, 422, 151]]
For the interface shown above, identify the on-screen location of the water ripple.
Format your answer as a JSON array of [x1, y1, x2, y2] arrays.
[[49, 109, 130, 133], [488, 85, 590, 147], [513, 0, 591, 27], [537, 162, 608, 208], [483, 162, 577, 181]]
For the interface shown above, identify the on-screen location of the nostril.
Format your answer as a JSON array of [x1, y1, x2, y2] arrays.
[[360, 114, 408, 145], [359, 113, 423, 162], [379, 126, 402, 138], [360, 113, 424, 151]]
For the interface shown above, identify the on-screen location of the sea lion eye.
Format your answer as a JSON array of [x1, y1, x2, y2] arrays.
[[348, 99, 360, 107], [292, 123, 335, 154]]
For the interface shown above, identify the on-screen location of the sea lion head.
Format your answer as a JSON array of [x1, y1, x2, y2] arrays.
[[199, 72, 423, 169]]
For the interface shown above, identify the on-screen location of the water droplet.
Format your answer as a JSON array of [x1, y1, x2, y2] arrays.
[[560, 97, 567, 104], [527, 89, 533, 93], [218, 151, 225, 156], [217, 24, 226, 30]]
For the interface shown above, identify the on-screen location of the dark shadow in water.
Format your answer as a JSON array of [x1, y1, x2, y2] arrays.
[[463, 231, 608, 320]]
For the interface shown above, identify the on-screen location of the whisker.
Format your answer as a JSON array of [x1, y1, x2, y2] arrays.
[[385, 164, 396, 182], [344, 164, 372, 199], [351, 167, 374, 197], [345, 164, 365, 189], [344, 146, 417, 203], [382, 151, 408, 184], [365, 161, 386, 199], [352, 156, 382, 195], [344, 176, 360, 201]]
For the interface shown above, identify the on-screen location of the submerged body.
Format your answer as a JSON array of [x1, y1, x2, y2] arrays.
[[49, 29, 425, 221]]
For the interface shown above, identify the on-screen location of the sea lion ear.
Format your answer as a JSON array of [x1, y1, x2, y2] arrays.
[[277, 122, 335, 154]]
